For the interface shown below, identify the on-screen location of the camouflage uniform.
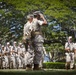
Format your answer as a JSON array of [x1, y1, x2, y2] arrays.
[[10, 45, 16, 69], [21, 45, 26, 68], [31, 18, 45, 69], [5, 42, 12, 68], [12, 41, 18, 68], [65, 36, 75, 69], [1, 45, 8, 69], [23, 18, 34, 68], [17, 43, 23, 68], [0, 44, 2, 69], [39, 46, 46, 68], [74, 43, 76, 68]]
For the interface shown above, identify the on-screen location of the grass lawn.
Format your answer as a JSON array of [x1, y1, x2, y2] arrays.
[[0, 69, 76, 75]]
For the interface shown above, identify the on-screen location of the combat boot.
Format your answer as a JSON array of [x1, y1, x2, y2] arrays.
[[26, 65, 32, 71], [33, 64, 42, 70]]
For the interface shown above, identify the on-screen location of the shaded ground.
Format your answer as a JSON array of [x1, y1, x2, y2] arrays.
[[0, 69, 76, 75]]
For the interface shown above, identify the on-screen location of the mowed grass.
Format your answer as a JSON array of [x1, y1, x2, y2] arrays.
[[0, 69, 76, 75]]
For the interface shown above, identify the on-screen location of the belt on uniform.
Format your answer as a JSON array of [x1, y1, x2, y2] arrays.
[[66, 50, 74, 53], [69, 50, 74, 52], [34, 32, 42, 35]]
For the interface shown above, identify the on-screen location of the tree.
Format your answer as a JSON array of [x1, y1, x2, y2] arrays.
[[0, 2, 25, 44], [0, 0, 76, 44]]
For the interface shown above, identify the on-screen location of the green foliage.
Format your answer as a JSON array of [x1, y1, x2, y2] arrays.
[[0, 4, 25, 43], [0, 0, 76, 45], [1, 0, 76, 19], [44, 43, 64, 52], [45, 0, 72, 19], [43, 62, 65, 69]]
